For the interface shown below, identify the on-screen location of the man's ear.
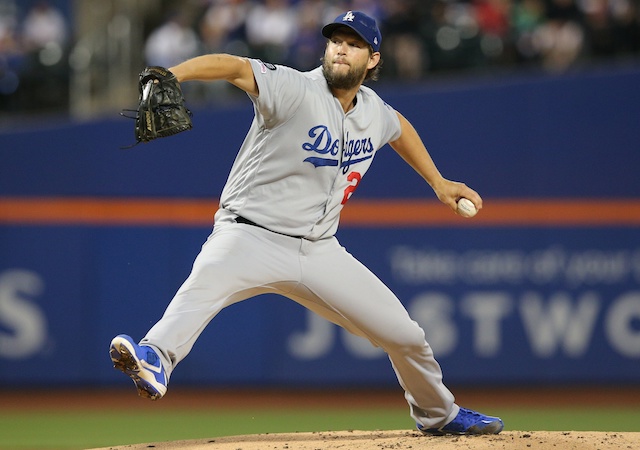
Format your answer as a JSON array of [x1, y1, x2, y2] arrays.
[[368, 52, 381, 70]]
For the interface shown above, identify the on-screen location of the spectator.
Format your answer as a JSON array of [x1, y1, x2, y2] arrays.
[[512, 0, 547, 64], [533, 0, 585, 70], [245, 0, 297, 64], [533, 18, 585, 70], [0, 0, 18, 55], [0, 0, 20, 105], [580, 0, 640, 58], [289, 0, 326, 70], [474, 0, 513, 63], [422, 0, 485, 72], [145, 10, 200, 68], [22, 0, 68, 52], [199, 0, 250, 55], [610, 0, 640, 55], [18, 0, 70, 112], [380, 0, 427, 79]]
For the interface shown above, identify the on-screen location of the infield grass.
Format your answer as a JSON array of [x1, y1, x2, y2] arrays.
[[1, 406, 639, 449]]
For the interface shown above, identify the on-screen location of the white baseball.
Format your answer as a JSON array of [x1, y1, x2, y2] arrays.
[[457, 198, 477, 218]]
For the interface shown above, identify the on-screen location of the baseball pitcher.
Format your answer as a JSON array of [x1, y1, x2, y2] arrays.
[[110, 10, 503, 436]]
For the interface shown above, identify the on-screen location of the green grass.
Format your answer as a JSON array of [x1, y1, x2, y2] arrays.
[[1, 406, 638, 450], [499, 407, 640, 433], [1, 408, 408, 450]]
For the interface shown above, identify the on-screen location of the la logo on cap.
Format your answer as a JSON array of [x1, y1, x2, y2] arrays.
[[343, 11, 355, 22]]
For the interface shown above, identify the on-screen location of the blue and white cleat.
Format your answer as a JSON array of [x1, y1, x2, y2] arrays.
[[418, 407, 504, 435], [109, 334, 167, 400]]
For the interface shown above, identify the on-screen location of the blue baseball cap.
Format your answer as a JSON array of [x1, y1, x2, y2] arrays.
[[322, 10, 382, 52]]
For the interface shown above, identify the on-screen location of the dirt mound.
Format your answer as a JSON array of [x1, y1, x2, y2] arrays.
[[93, 430, 639, 449]]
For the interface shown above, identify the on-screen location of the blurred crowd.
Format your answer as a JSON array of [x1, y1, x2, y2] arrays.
[[1, 0, 639, 114], [146, 0, 640, 77], [0, 0, 70, 114]]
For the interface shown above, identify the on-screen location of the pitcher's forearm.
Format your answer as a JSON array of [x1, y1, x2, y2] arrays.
[[169, 54, 258, 96]]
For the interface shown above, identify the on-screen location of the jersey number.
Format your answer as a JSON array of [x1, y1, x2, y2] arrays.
[[341, 171, 362, 205]]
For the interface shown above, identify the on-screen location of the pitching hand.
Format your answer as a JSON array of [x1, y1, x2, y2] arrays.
[[433, 178, 483, 214]]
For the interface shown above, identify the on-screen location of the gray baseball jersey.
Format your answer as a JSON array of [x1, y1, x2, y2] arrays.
[[215, 59, 402, 240], [141, 58, 459, 430]]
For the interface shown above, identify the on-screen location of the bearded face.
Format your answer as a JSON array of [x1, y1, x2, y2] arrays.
[[321, 53, 369, 90]]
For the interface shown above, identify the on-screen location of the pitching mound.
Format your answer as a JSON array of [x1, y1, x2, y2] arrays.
[[95, 430, 639, 449]]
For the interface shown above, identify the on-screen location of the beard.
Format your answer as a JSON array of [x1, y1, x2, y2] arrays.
[[321, 56, 368, 90]]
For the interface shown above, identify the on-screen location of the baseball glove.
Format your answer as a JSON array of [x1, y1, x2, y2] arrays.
[[122, 66, 192, 146]]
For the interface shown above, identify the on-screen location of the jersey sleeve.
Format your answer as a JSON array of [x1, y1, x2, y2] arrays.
[[247, 59, 306, 128], [380, 99, 402, 144], [357, 85, 402, 145]]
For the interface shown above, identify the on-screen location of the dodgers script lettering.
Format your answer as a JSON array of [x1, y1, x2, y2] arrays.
[[302, 125, 374, 173]]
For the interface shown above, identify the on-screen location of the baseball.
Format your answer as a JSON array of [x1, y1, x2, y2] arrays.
[[457, 198, 477, 218]]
